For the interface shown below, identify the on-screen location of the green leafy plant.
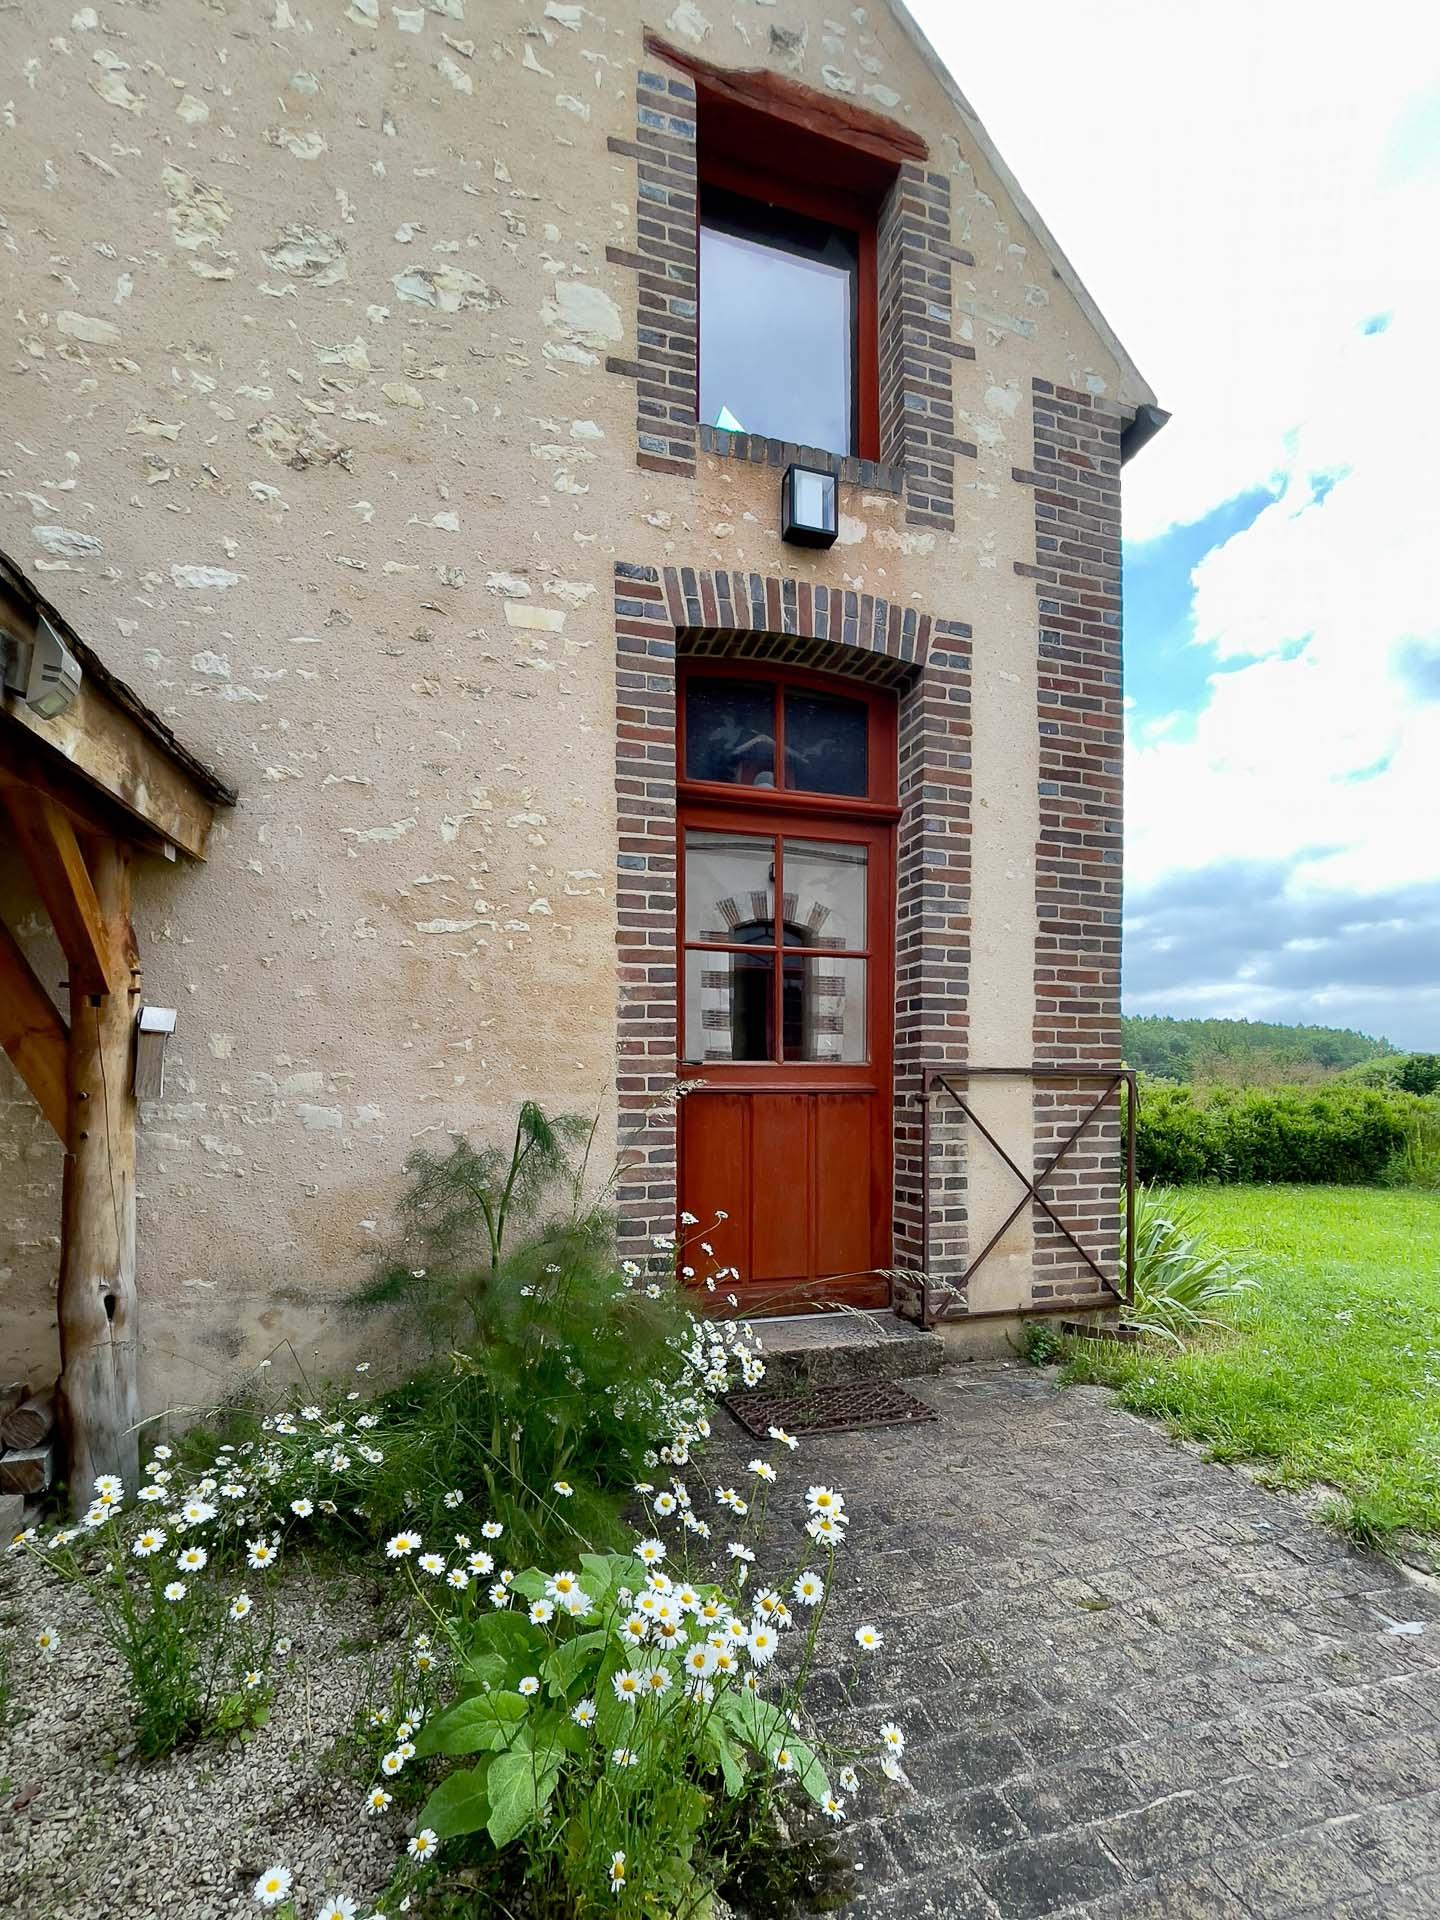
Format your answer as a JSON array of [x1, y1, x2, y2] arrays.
[[1017, 1320, 1066, 1367], [1120, 1185, 1259, 1344], [1380, 1113, 1440, 1191], [1135, 1079, 1435, 1185]]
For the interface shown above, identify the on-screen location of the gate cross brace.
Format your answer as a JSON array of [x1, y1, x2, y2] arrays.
[[922, 1070, 1132, 1327]]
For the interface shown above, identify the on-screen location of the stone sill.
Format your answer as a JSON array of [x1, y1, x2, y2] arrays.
[[697, 423, 906, 497]]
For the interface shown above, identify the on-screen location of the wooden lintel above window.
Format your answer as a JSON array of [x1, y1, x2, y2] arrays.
[[645, 32, 928, 181]]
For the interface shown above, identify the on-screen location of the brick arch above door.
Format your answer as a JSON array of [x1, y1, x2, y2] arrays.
[[612, 560, 973, 1292]]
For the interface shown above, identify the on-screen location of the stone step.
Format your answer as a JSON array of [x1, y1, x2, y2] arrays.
[[748, 1309, 947, 1389]]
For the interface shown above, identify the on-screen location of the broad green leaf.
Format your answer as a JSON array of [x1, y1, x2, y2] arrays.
[[460, 1608, 545, 1664], [458, 1651, 512, 1696], [417, 1761, 491, 1838], [578, 1553, 621, 1610], [417, 1690, 529, 1758], [720, 1690, 789, 1758], [486, 1747, 562, 1848], [704, 1718, 747, 1797], [542, 1628, 608, 1694], [783, 1736, 831, 1807], [510, 1567, 550, 1603]]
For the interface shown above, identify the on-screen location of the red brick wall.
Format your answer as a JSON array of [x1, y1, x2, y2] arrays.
[[1016, 379, 1126, 1304]]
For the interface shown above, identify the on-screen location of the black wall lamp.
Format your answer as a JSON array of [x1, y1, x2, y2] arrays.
[[781, 463, 838, 548]]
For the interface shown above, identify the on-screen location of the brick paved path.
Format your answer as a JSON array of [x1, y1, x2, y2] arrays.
[[723, 1365, 1440, 1918]]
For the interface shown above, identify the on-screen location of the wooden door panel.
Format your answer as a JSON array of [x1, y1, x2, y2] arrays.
[[813, 1093, 873, 1277], [680, 1092, 750, 1282], [750, 1094, 810, 1281]]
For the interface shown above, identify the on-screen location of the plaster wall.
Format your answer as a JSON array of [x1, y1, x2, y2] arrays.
[[0, 0, 1132, 1407]]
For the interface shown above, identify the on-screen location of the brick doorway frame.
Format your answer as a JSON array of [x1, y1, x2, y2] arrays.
[[611, 562, 972, 1293]]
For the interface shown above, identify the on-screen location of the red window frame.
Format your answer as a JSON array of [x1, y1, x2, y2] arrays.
[[696, 159, 881, 462]]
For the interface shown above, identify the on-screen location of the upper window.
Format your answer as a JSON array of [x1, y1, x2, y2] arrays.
[[700, 187, 858, 454], [680, 667, 894, 807]]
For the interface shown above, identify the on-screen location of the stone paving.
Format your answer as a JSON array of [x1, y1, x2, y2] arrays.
[[719, 1364, 1440, 1919]]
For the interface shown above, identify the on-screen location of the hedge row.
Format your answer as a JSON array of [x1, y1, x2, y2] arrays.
[[1134, 1081, 1439, 1186]]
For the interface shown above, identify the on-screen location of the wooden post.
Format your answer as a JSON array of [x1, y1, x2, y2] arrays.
[[57, 839, 141, 1509]]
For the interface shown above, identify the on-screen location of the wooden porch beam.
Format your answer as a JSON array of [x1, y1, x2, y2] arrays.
[[0, 914, 67, 1137], [2, 792, 116, 996]]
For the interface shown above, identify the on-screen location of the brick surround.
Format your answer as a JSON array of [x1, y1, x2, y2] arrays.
[[612, 564, 972, 1290], [605, 58, 977, 522], [1015, 379, 1127, 1304]]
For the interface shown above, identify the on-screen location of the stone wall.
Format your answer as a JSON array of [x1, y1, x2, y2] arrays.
[[0, 0, 1149, 1404]]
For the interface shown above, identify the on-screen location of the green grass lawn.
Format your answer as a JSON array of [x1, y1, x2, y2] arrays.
[[1061, 1185, 1440, 1561]]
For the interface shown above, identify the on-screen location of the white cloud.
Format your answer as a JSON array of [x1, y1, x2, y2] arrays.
[[1128, 305, 1440, 903]]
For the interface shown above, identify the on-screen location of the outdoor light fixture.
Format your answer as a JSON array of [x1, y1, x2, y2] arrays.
[[780, 463, 838, 549], [133, 1005, 177, 1104], [1, 613, 83, 720]]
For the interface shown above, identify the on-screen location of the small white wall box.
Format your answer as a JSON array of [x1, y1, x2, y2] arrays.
[[133, 1006, 177, 1102], [0, 613, 83, 720]]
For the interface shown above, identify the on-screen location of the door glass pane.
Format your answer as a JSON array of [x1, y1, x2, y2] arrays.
[[699, 217, 854, 453], [685, 678, 776, 787], [685, 829, 775, 944], [782, 839, 867, 950], [685, 950, 775, 1063], [784, 687, 868, 796], [782, 956, 867, 1063]]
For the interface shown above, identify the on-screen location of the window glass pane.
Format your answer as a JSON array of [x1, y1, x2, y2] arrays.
[[782, 956, 867, 1063], [685, 829, 775, 945], [685, 677, 776, 787], [782, 839, 867, 950], [784, 687, 868, 795], [685, 950, 774, 1063], [699, 221, 853, 453]]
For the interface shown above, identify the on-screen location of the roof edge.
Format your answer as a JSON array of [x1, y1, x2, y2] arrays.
[[886, 0, 1159, 414], [0, 548, 237, 809]]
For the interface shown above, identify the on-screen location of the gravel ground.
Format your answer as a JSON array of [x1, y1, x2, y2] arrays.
[[0, 1553, 406, 1920]]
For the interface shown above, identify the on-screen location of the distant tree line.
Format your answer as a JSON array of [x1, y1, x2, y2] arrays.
[[1122, 1015, 1397, 1086]]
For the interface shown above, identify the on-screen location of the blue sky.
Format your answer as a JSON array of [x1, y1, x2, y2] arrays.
[[919, 0, 1440, 1049]]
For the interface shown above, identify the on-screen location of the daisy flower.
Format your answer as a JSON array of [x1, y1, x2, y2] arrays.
[[133, 1529, 166, 1557], [612, 1668, 643, 1704], [643, 1664, 672, 1697], [366, 1786, 392, 1815], [137, 1484, 168, 1504], [807, 1486, 846, 1518], [620, 1613, 649, 1647], [839, 1765, 860, 1794], [316, 1897, 357, 1920], [163, 1581, 187, 1602], [747, 1625, 778, 1667], [748, 1459, 776, 1483], [684, 1643, 718, 1679], [488, 1583, 510, 1608], [792, 1572, 824, 1607], [177, 1545, 208, 1572], [518, 1676, 540, 1697], [35, 1625, 59, 1653], [418, 1553, 446, 1577], [243, 1670, 263, 1690], [446, 1567, 468, 1591], [229, 1594, 253, 1621], [252, 1865, 292, 1907], [545, 1571, 582, 1603], [609, 1851, 627, 1893], [246, 1539, 278, 1570], [879, 1721, 905, 1756], [94, 1474, 124, 1498], [466, 1551, 494, 1577], [612, 1747, 639, 1768], [854, 1624, 883, 1652], [773, 1746, 796, 1773], [442, 1489, 463, 1509], [529, 1599, 555, 1625], [290, 1497, 314, 1518], [822, 1793, 846, 1821], [653, 1491, 678, 1516], [768, 1425, 799, 1451], [552, 1480, 574, 1498], [480, 1521, 503, 1540], [385, 1532, 420, 1559], [571, 1697, 597, 1727], [380, 1750, 405, 1777], [395, 1741, 416, 1761], [727, 1543, 755, 1565], [881, 1753, 906, 1782], [635, 1538, 665, 1566], [408, 1829, 439, 1862]]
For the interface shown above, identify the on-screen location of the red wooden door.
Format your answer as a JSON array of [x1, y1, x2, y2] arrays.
[[676, 665, 895, 1313]]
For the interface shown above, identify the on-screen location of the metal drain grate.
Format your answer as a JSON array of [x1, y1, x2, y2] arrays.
[[723, 1379, 939, 1438]]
